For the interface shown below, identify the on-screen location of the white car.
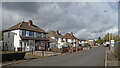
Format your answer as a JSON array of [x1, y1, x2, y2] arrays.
[[103, 43, 106, 47]]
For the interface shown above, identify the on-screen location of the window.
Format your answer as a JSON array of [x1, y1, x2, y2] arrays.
[[29, 31, 34, 37], [61, 38, 64, 42], [43, 34, 46, 38], [8, 32, 10, 38], [66, 39, 68, 42], [37, 32, 41, 37], [22, 30, 26, 36], [56, 37, 58, 40]]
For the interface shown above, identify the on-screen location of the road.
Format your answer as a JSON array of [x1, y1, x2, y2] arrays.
[[11, 45, 105, 66]]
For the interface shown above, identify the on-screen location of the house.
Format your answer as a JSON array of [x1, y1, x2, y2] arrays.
[[47, 30, 66, 49], [86, 39, 95, 46], [2, 20, 49, 51], [0, 40, 2, 51], [79, 40, 87, 44], [64, 32, 79, 48]]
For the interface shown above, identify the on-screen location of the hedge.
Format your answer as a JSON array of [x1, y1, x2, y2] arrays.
[[1, 51, 26, 62]]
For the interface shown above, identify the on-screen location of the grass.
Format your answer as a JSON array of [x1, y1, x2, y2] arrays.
[[1, 51, 25, 54]]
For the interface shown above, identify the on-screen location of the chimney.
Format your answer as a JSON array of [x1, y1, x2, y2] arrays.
[[56, 30, 59, 34], [70, 32, 73, 36], [28, 20, 33, 26]]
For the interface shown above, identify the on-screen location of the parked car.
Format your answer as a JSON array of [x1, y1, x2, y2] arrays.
[[62, 47, 68, 53], [103, 43, 106, 47]]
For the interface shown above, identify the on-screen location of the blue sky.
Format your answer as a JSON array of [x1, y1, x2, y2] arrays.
[[1, 1, 119, 39]]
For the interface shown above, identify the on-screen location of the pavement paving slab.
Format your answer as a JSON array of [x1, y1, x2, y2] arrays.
[[106, 48, 118, 66]]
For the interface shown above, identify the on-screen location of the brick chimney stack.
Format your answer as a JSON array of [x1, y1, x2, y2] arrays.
[[56, 30, 59, 34], [28, 20, 33, 26], [70, 32, 73, 36]]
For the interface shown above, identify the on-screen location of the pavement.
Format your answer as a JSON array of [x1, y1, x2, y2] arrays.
[[105, 47, 119, 66], [4, 45, 105, 66]]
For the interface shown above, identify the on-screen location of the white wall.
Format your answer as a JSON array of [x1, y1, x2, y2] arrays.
[[3, 31, 15, 51], [3, 30, 22, 51], [68, 39, 72, 42], [11, 30, 22, 51], [49, 37, 66, 49]]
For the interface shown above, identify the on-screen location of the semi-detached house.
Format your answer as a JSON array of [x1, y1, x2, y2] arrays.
[[47, 30, 66, 49], [64, 32, 79, 47], [3, 20, 49, 51]]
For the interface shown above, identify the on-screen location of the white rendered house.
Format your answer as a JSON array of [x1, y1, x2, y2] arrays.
[[3, 20, 49, 51], [64, 32, 79, 48], [47, 30, 66, 49]]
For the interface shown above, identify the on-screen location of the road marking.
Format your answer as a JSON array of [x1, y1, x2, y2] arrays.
[[105, 48, 107, 68]]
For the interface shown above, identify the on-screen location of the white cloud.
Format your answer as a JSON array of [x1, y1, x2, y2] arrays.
[[2, 2, 118, 39], [105, 27, 118, 34]]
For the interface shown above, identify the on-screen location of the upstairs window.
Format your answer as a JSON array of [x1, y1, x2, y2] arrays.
[[8, 32, 10, 38], [29, 31, 34, 37], [55, 37, 58, 41], [22, 30, 26, 36], [66, 39, 68, 42], [43, 34, 46, 38], [61, 38, 64, 42], [37, 32, 41, 37]]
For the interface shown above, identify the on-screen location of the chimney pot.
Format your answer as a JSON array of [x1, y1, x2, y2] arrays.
[[28, 20, 33, 26], [56, 30, 59, 34], [70, 32, 73, 36]]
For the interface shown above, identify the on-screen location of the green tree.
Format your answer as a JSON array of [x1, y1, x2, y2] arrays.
[[0, 31, 2, 40], [97, 37, 103, 44], [110, 33, 113, 40], [103, 33, 110, 42]]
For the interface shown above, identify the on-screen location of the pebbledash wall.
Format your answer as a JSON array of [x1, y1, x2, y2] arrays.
[[50, 36, 66, 49], [3, 29, 21, 51]]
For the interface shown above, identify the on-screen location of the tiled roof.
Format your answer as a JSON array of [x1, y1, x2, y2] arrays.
[[20, 36, 49, 41], [64, 33, 78, 39], [3, 20, 48, 34], [47, 31, 64, 38]]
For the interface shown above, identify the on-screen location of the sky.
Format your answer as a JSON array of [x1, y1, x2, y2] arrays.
[[1, 1, 119, 39]]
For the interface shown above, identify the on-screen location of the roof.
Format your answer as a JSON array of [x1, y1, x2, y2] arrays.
[[47, 31, 64, 38], [64, 33, 78, 39], [3, 20, 48, 34], [48, 38, 57, 43], [20, 36, 49, 41], [79, 40, 86, 41]]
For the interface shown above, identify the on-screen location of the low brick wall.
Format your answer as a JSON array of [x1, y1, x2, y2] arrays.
[[51, 49, 62, 52], [26, 51, 61, 56]]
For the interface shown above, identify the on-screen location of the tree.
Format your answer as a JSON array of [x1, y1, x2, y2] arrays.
[[103, 32, 119, 43], [110, 33, 113, 40], [97, 37, 103, 44], [103, 33, 110, 42], [0, 31, 2, 40]]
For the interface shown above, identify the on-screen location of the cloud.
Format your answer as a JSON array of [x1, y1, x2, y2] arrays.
[[2, 2, 118, 39]]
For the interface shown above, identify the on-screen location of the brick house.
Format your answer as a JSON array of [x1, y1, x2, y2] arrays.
[[2, 20, 49, 51]]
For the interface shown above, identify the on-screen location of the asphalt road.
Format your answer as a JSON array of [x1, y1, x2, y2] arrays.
[[11, 45, 105, 66]]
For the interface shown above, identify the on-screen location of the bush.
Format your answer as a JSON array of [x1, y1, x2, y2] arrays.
[[1, 51, 26, 62]]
